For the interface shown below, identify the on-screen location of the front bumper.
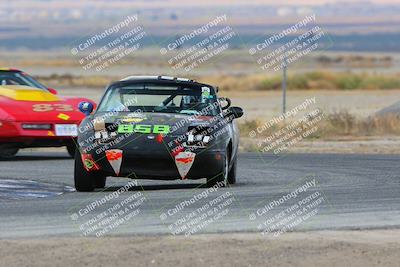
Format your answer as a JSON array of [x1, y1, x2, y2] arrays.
[[0, 120, 79, 146], [90, 146, 225, 180]]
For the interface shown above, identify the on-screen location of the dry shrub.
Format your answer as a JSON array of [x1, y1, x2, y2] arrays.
[[200, 74, 265, 92], [35, 71, 400, 91], [238, 119, 264, 136], [358, 113, 400, 135], [37, 74, 115, 88], [321, 111, 400, 136], [239, 111, 400, 139]]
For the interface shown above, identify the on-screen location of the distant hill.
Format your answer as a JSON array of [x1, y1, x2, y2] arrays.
[[0, 33, 399, 52], [1, 1, 400, 52]]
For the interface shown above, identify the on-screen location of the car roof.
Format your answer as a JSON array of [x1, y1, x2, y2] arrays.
[[114, 75, 215, 89], [0, 68, 21, 72], [120, 75, 195, 83]]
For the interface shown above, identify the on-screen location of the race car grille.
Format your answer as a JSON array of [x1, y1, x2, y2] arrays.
[[186, 126, 211, 147], [94, 130, 117, 143], [21, 124, 52, 130], [94, 123, 119, 143]]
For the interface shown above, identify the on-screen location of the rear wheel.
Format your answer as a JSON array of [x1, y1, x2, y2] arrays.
[[206, 152, 228, 188], [74, 150, 105, 192], [0, 145, 19, 159]]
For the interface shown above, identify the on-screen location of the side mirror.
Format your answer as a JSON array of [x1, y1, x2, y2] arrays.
[[78, 101, 94, 116], [227, 106, 244, 119], [218, 97, 231, 110], [48, 88, 58, 95]]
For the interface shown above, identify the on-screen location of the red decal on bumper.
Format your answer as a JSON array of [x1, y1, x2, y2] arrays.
[[81, 153, 100, 172], [106, 149, 123, 176]]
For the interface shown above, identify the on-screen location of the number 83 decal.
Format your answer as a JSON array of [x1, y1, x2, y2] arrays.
[[32, 104, 74, 112]]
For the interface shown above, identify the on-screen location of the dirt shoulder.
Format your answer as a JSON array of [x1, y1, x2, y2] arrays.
[[1, 230, 399, 267], [240, 136, 400, 154]]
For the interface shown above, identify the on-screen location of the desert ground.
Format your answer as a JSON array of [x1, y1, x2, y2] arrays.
[[1, 230, 399, 267]]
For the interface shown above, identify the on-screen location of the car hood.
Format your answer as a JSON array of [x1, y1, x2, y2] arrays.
[[0, 85, 60, 102], [0, 85, 92, 122], [94, 112, 215, 135]]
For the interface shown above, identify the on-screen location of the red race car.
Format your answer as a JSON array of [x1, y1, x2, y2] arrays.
[[0, 68, 96, 159]]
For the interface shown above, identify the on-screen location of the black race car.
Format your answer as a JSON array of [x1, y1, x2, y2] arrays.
[[75, 76, 243, 192]]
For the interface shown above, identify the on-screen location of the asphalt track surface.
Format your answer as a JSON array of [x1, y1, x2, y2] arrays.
[[0, 151, 399, 238]]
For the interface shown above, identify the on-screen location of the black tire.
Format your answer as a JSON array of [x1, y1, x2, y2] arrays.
[[94, 176, 107, 189], [206, 152, 228, 188], [74, 150, 95, 192], [228, 157, 237, 185], [0, 146, 19, 159], [67, 142, 77, 158]]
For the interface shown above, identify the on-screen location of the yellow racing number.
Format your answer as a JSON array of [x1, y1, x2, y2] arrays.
[[32, 104, 53, 112], [54, 104, 74, 111], [32, 104, 74, 112]]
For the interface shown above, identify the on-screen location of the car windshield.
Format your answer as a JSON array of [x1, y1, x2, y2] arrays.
[[97, 83, 221, 116], [0, 71, 48, 90]]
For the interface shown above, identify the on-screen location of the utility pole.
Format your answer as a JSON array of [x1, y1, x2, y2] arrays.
[[282, 53, 287, 115]]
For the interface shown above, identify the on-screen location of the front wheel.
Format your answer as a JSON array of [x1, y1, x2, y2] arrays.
[[94, 176, 107, 189], [206, 153, 228, 188], [74, 150, 105, 192], [0, 145, 19, 159], [67, 142, 77, 158], [228, 157, 237, 185]]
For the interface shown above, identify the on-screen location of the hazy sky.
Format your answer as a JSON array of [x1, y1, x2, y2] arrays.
[[113, 0, 400, 5], [2, 0, 400, 8]]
